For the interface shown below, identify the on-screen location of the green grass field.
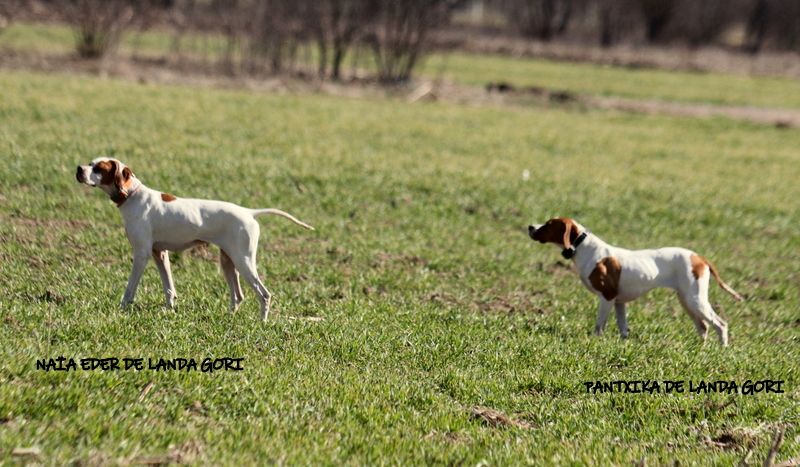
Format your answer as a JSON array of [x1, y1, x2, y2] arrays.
[[0, 67, 798, 465], [422, 52, 800, 109], [4, 21, 800, 109]]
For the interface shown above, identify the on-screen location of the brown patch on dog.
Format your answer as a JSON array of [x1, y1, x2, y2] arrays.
[[690, 254, 707, 280], [589, 256, 622, 300], [110, 174, 130, 205], [531, 217, 579, 248], [95, 160, 135, 206], [118, 167, 133, 191], [94, 160, 116, 185], [161, 192, 177, 202]]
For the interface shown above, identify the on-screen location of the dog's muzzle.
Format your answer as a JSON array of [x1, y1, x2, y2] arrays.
[[528, 225, 539, 241]]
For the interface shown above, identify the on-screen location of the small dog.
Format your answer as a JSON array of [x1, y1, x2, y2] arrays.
[[76, 157, 314, 320], [529, 217, 742, 345]]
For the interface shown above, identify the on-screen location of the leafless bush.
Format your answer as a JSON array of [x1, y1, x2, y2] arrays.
[[61, 0, 137, 58], [206, 0, 250, 71], [492, 0, 798, 51], [668, 0, 739, 47], [0, 0, 16, 33], [746, 0, 800, 52], [499, 0, 578, 41], [635, 0, 676, 43], [0, 0, 37, 32], [310, 0, 379, 80], [166, 0, 219, 61], [368, 0, 454, 83], [588, 0, 753, 49], [162, 0, 307, 75], [33, 0, 798, 81], [595, 0, 638, 47], [245, 0, 310, 74]]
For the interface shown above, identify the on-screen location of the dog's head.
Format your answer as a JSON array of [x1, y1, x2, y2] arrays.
[[76, 157, 136, 204], [528, 217, 581, 250]]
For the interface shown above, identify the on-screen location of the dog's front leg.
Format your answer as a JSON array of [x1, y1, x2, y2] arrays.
[[121, 247, 151, 307], [594, 299, 613, 336], [152, 249, 177, 308], [614, 302, 628, 338]]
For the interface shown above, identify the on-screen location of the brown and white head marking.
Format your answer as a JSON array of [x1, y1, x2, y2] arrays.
[[75, 157, 138, 206], [528, 217, 581, 249]]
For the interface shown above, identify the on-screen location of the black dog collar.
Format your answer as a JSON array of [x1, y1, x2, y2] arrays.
[[561, 232, 588, 259]]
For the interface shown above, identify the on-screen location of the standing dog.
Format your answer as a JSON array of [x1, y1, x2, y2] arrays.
[[528, 217, 742, 345], [76, 157, 314, 320]]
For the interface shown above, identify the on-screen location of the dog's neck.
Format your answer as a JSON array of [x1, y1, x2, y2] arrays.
[[569, 227, 613, 271], [112, 177, 143, 207]]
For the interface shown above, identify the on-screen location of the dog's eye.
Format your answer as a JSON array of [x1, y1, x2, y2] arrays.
[[92, 166, 101, 173]]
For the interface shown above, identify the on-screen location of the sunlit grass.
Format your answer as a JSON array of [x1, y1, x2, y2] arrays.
[[0, 69, 797, 464], [3, 21, 800, 109]]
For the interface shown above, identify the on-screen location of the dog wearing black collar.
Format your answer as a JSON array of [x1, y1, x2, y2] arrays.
[[528, 217, 742, 345]]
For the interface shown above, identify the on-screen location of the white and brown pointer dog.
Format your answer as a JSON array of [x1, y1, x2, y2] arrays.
[[77, 157, 314, 320], [529, 218, 742, 345]]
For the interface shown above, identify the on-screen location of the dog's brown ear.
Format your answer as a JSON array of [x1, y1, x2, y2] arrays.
[[561, 218, 574, 249], [122, 167, 132, 183], [114, 164, 132, 195]]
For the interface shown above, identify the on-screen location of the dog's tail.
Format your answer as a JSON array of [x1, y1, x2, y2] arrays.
[[251, 208, 314, 230], [704, 258, 744, 301]]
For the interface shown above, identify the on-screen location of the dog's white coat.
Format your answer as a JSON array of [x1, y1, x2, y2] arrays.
[[77, 157, 313, 320], [530, 220, 741, 345]]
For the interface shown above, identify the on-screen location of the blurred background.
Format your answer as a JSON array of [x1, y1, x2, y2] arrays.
[[1, 0, 798, 87]]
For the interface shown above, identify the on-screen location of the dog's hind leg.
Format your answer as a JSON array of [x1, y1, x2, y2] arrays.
[[679, 272, 727, 346], [220, 249, 244, 311], [222, 222, 272, 321], [152, 249, 177, 308], [697, 302, 728, 346], [235, 258, 271, 321], [677, 292, 708, 342], [684, 297, 727, 346]]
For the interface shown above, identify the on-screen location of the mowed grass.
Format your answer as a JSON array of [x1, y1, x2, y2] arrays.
[[4, 21, 800, 109], [0, 69, 799, 465]]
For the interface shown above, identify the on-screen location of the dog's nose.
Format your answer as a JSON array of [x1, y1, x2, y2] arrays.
[[76, 166, 83, 182], [528, 225, 536, 233]]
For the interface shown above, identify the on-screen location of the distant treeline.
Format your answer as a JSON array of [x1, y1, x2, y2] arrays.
[[494, 0, 800, 52], [1, 0, 459, 83], [1, 0, 798, 83]]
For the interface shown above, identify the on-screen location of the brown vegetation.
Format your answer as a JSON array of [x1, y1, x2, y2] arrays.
[[491, 0, 800, 50], [4, 0, 798, 84]]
